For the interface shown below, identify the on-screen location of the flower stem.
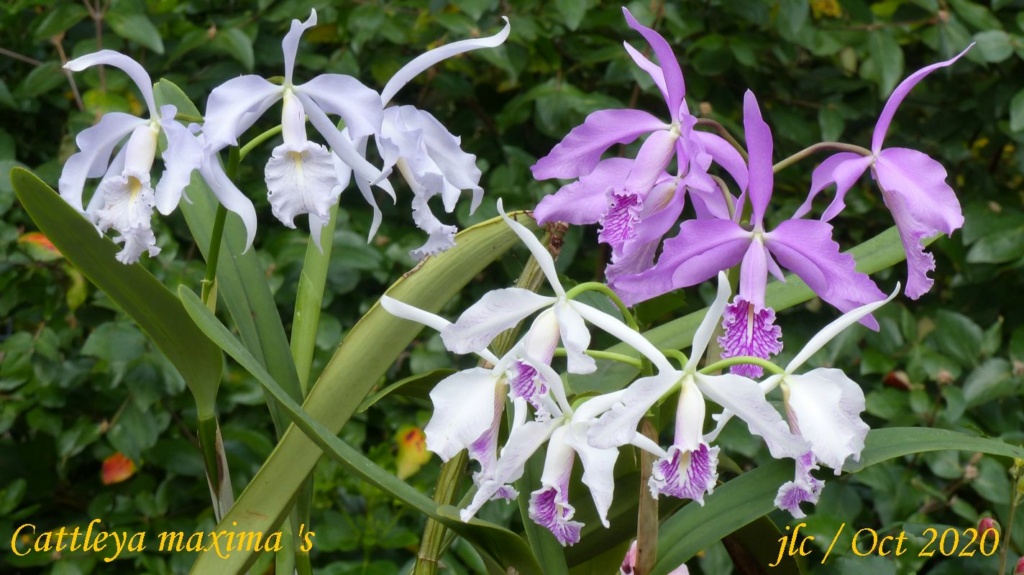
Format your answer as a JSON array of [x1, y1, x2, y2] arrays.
[[566, 281, 639, 330], [554, 348, 643, 368], [240, 124, 284, 160], [773, 141, 872, 173], [199, 148, 238, 305], [700, 356, 784, 375], [695, 118, 748, 162], [998, 460, 1024, 575]]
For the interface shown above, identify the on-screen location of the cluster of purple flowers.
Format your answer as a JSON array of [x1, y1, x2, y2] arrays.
[[532, 8, 968, 375]]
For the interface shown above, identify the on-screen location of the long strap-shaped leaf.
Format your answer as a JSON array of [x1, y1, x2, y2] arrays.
[[179, 285, 542, 574], [651, 428, 1024, 575], [188, 212, 540, 574], [11, 168, 223, 418]]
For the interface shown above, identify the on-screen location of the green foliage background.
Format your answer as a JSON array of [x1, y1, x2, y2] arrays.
[[2, 0, 1024, 573]]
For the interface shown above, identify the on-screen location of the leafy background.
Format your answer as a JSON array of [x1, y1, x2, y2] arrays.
[[2, 0, 1024, 573]]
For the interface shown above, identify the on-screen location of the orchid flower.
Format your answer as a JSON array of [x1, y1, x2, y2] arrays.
[[57, 51, 256, 263], [531, 9, 747, 286], [439, 199, 602, 374], [347, 19, 510, 259], [614, 91, 886, 376], [588, 272, 808, 503], [202, 10, 391, 247], [705, 284, 900, 517], [796, 46, 972, 299]]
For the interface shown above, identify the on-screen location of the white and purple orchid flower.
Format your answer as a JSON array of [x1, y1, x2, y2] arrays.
[[353, 19, 510, 259], [614, 91, 887, 376], [201, 10, 391, 247], [797, 46, 972, 299], [705, 284, 899, 516], [531, 8, 747, 286], [58, 51, 257, 264], [588, 271, 809, 503]]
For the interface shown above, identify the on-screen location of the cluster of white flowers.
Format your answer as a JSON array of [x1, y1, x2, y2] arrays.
[[58, 10, 509, 264], [384, 200, 897, 546]]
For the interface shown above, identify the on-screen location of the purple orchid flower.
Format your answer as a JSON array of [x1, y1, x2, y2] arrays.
[[615, 91, 886, 376], [795, 45, 972, 299], [531, 8, 747, 285]]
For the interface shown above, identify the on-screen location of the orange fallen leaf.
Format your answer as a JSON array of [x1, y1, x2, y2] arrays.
[[102, 452, 136, 485]]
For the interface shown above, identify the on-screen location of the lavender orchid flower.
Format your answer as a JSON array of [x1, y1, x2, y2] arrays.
[[58, 51, 257, 263], [796, 46, 972, 299], [531, 8, 747, 285], [202, 10, 391, 248], [615, 91, 886, 376], [346, 19, 510, 259]]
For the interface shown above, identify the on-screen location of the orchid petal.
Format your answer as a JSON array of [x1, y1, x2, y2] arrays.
[[497, 199, 564, 295], [295, 92, 389, 190], [298, 74, 382, 140], [874, 148, 964, 299], [58, 113, 145, 211], [265, 140, 339, 228], [649, 442, 719, 503], [737, 239, 769, 309], [462, 418, 558, 521], [587, 370, 680, 449], [554, 301, 596, 374], [623, 128, 679, 196], [379, 296, 509, 367], [622, 8, 685, 121], [65, 50, 157, 116], [694, 373, 808, 460], [784, 369, 869, 472], [534, 158, 633, 225], [786, 284, 898, 372], [424, 368, 501, 461], [795, 153, 872, 221], [282, 10, 317, 85], [202, 76, 282, 151], [742, 90, 773, 227], [613, 219, 750, 306], [692, 131, 749, 195], [686, 271, 732, 370], [622, 42, 668, 102], [198, 152, 258, 252], [155, 106, 203, 215], [441, 288, 555, 354], [774, 452, 824, 518], [872, 44, 972, 153], [381, 17, 510, 105], [531, 109, 667, 180], [766, 219, 886, 327], [571, 301, 673, 373]]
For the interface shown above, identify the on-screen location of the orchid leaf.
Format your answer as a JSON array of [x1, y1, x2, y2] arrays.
[[10, 167, 223, 418], [188, 212, 540, 574], [178, 285, 542, 575], [153, 79, 303, 416], [652, 427, 1024, 575]]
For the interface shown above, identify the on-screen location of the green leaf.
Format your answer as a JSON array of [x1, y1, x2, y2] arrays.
[[867, 30, 904, 97], [652, 428, 1024, 575], [178, 286, 542, 575], [966, 223, 1024, 263], [818, 104, 845, 141], [32, 4, 89, 42], [963, 358, 1016, 408], [356, 368, 455, 413], [949, 0, 1003, 31], [930, 310, 983, 367], [106, 12, 165, 54], [15, 62, 66, 99], [153, 79, 303, 417], [555, 0, 590, 31], [188, 212, 540, 574], [972, 30, 1014, 63], [10, 168, 223, 417], [212, 28, 255, 71]]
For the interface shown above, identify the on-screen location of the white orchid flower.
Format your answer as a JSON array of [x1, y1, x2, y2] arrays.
[[440, 198, 606, 374], [57, 51, 256, 263], [753, 283, 900, 517], [345, 19, 510, 259], [202, 10, 392, 247], [460, 361, 625, 546], [588, 272, 808, 504]]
